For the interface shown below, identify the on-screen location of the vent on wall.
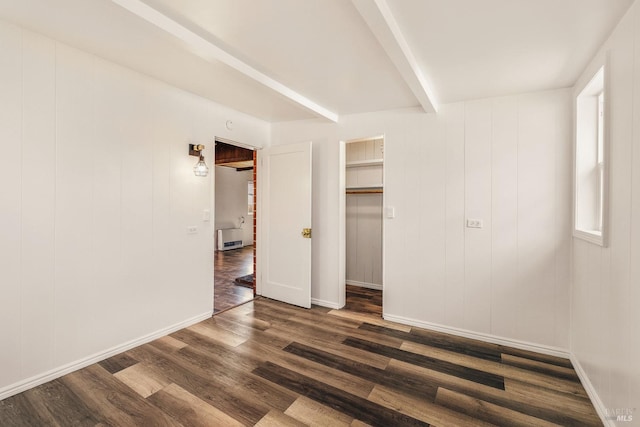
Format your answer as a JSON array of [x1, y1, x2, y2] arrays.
[[217, 228, 243, 251]]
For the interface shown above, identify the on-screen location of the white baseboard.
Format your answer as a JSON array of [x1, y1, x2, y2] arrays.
[[570, 354, 614, 426], [346, 280, 382, 290], [382, 313, 570, 359], [311, 298, 343, 309], [0, 310, 213, 401]]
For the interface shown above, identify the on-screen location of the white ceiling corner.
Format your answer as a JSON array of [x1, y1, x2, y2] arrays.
[[351, 0, 438, 113]]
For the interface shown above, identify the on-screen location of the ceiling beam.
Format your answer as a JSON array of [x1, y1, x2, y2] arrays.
[[215, 142, 253, 165], [352, 0, 438, 113], [110, 0, 339, 122]]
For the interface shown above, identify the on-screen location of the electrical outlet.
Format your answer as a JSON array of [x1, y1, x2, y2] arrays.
[[466, 219, 483, 229], [187, 226, 198, 234]]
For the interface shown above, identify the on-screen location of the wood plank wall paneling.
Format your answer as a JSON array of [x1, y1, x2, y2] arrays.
[[571, 1, 640, 415], [0, 298, 603, 426], [272, 89, 572, 350], [346, 194, 383, 287], [0, 21, 23, 387], [0, 19, 270, 396]]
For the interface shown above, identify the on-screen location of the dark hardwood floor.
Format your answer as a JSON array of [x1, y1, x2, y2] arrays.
[[0, 297, 602, 426], [345, 285, 382, 317], [214, 245, 254, 313]]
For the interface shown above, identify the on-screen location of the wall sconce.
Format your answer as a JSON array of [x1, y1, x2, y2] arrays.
[[189, 144, 209, 177]]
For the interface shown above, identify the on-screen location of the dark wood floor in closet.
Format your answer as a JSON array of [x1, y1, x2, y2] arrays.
[[214, 245, 254, 313], [345, 285, 383, 316], [0, 296, 601, 426]]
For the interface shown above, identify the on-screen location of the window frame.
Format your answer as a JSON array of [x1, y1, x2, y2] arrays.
[[573, 56, 610, 247]]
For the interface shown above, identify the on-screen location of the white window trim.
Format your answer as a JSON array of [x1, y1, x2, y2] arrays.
[[573, 53, 610, 247]]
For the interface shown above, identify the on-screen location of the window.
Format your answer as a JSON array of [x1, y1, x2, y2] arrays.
[[574, 64, 608, 246], [248, 180, 254, 216]]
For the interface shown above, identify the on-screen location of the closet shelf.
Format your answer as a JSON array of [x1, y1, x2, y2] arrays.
[[345, 159, 383, 168]]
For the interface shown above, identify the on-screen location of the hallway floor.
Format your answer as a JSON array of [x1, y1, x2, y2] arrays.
[[214, 245, 254, 313]]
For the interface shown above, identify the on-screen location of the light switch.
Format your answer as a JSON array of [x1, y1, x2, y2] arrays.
[[386, 206, 395, 219], [203, 209, 210, 222]]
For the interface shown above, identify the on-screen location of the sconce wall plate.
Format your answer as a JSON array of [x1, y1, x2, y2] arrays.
[[189, 143, 205, 156]]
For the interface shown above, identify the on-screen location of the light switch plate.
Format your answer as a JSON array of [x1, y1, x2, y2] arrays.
[[386, 206, 395, 219], [203, 209, 210, 222], [466, 219, 483, 228]]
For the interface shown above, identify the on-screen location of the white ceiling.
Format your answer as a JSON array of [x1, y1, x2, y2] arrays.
[[0, 0, 633, 122]]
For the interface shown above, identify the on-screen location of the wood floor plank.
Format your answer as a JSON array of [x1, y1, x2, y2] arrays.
[[187, 321, 247, 347], [368, 385, 495, 427], [283, 341, 437, 399], [387, 359, 601, 426], [128, 343, 269, 425], [284, 396, 354, 426], [97, 352, 139, 374], [256, 308, 407, 353], [255, 409, 308, 427], [27, 379, 106, 427], [501, 353, 580, 382], [343, 337, 505, 390], [114, 362, 172, 398], [254, 361, 430, 427], [147, 383, 244, 427], [434, 387, 560, 427], [400, 341, 585, 396], [288, 313, 415, 350], [499, 346, 574, 369], [360, 323, 502, 363], [0, 390, 61, 427], [153, 335, 189, 352], [175, 343, 298, 413], [504, 379, 597, 419], [265, 327, 391, 370], [60, 364, 181, 427], [213, 310, 272, 332], [328, 309, 412, 332], [239, 338, 376, 399]]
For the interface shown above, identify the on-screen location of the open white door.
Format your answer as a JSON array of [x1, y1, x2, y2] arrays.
[[261, 141, 312, 308]]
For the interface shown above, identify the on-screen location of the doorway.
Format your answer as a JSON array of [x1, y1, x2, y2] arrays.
[[343, 136, 384, 317], [213, 139, 257, 313]]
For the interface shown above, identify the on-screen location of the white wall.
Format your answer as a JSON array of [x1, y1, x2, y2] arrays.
[[570, 1, 640, 422], [0, 19, 269, 397], [272, 88, 572, 351], [214, 166, 253, 246]]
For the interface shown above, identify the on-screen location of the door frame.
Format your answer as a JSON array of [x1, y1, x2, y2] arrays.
[[212, 137, 262, 303], [339, 135, 385, 312]]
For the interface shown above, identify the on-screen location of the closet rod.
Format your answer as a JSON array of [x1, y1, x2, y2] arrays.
[[346, 189, 383, 194]]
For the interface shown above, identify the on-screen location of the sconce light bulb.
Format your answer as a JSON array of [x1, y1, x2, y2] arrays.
[[194, 155, 209, 177]]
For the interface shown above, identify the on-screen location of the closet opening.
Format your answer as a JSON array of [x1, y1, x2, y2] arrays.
[[344, 136, 384, 317]]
